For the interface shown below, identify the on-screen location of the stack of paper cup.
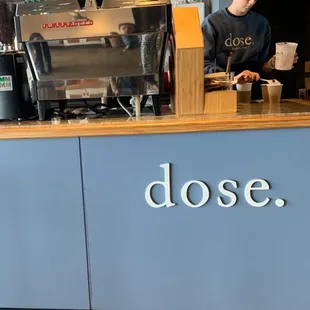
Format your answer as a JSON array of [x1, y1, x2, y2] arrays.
[[275, 42, 298, 71]]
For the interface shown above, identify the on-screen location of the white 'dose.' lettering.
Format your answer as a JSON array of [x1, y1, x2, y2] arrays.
[[145, 163, 286, 208], [225, 33, 253, 48]]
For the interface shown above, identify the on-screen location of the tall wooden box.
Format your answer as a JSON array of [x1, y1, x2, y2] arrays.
[[171, 7, 204, 116]]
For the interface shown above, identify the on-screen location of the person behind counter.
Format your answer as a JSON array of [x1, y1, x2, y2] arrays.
[[202, 0, 298, 92]]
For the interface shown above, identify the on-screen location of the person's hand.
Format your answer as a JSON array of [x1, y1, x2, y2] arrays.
[[268, 55, 275, 69], [268, 53, 298, 69], [235, 70, 260, 84]]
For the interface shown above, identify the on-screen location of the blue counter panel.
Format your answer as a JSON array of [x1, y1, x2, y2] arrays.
[[0, 138, 89, 309], [81, 128, 310, 310]]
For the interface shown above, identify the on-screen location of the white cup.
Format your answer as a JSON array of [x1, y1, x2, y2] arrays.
[[267, 84, 283, 104], [236, 83, 252, 103], [275, 42, 298, 71], [236, 83, 252, 91]]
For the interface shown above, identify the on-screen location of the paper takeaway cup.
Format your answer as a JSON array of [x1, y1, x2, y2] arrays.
[[275, 42, 298, 70], [236, 83, 252, 103], [267, 84, 283, 104]]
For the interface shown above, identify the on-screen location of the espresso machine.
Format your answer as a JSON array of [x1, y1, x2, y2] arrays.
[[14, 0, 172, 120]]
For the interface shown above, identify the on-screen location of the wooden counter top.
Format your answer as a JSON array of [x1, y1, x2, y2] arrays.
[[1, 99, 310, 140]]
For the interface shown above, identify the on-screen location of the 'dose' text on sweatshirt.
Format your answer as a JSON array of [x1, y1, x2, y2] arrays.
[[201, 8, 271, 75]]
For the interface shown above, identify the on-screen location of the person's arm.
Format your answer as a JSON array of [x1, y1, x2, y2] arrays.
[[260, 22, 298, 72], [201, 18, 225, 74]]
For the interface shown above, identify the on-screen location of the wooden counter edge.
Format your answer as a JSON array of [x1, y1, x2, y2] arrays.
[[1, 112, 310, 139]]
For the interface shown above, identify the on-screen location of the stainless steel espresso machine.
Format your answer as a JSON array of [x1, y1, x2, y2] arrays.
[[14, 0, 171, 120]]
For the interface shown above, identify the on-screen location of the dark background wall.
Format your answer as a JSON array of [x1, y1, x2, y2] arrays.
[[252, 0, 307, 98]]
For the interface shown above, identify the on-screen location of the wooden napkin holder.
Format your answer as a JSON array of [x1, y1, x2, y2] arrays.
[[204, 90, 237, 114]]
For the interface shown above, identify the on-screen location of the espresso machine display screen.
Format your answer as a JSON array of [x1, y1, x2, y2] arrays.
[[14, 0, 172, 120]]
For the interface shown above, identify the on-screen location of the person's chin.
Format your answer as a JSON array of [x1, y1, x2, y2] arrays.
[[242, 7, 251, 13]]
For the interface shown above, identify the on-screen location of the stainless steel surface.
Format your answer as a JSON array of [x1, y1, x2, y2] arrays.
[[26, 36, 165, 79], [101, 0, 170, 8], [33, 75, 160, 100], [16, 0, 81, 15], [16, 6, 168, 41], [23, 31, 166, 100], [15, 0, 171, 101]]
